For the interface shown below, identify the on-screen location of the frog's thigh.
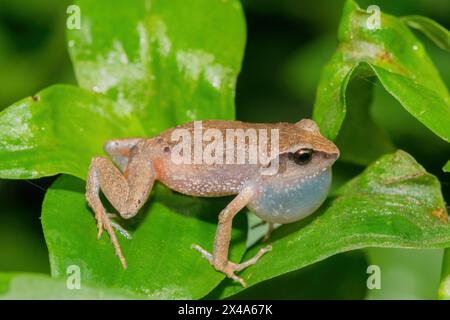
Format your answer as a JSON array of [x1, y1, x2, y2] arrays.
[[104, 138, 141, 172], [87, 154, 155, 219], [87, 157, 129, 215]]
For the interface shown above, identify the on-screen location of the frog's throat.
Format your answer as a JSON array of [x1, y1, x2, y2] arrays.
[[247, 167, 332, 224]]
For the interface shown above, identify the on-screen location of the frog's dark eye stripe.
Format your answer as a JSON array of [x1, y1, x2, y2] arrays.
[[290, 149, 313, 165]]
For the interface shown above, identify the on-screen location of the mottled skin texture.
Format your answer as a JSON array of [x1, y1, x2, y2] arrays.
[[85, 119, 339, 286]]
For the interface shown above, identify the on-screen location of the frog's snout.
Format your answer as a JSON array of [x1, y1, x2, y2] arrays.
[[325, 150, 339, 161], [326, 141, 340, 160], [318, 147, 339, 168]]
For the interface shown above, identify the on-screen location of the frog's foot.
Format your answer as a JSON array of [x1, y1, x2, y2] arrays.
[[107, 213, 133, 240], [191, 244, 272, 287], [94, 210, 127, 269]]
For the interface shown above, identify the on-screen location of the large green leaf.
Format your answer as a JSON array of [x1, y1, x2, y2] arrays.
[[42, 175, 247, 299], [0, 272, 144, 299], [68, 0, 245, 136], [439, 250, 450, 299], [313, 0, 450, 165], [212, 151, 449, 298]]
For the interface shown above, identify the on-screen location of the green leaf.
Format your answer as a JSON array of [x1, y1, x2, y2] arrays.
[[214, 150, 449, 298], [370, 81, 450, 175], [0, 85, 132, 180], [402, 15, 450, 52], [0, 272, 145, 299], [365, 248, 443, 299], [42, 175, 247, 299], [444, 161, 450, 173], [68, 0, 245, 136], [313, 0, 450, 165], [0, 0, 74, 109], [333, 71, 396, 165], [439, 250, 450, 299]]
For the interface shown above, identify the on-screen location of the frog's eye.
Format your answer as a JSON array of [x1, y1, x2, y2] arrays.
[[292, 149, 313, 165]]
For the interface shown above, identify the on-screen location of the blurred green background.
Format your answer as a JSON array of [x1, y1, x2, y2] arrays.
[[0, 0, 449, 299]]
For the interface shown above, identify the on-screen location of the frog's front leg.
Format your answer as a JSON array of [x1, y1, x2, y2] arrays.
[[192, 187, 272, 287], [86, 141, 155, 269]]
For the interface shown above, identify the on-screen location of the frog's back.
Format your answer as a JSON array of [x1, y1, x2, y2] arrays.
[[150, 120, 327, 197], [152, 120, 268, 196], [159, 120, 303, 153]]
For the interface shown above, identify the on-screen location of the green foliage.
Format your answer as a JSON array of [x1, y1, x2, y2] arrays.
[[439, 250, 450, 299], [0, 85, 129, 179], [0, 0, 74, 108], [0, 273, 145, 299], [313, 0, 450, 165], [365, 248, 443, 299], [0, 0, 449, 299], [68, 0, 245, 136], [444, 161, 450, 172]]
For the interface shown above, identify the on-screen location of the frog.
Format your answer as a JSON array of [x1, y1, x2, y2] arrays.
[[85, 119, 340, 286]]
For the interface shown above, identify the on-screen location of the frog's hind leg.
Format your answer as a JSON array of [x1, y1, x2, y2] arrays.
[[86, 141, 155, 269], [86, 157, 128, 268], [192, 187, 272, 287], [262, 222, 274, 242]]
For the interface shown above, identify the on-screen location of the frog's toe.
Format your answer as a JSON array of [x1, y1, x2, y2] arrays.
[[96, 216, 104, 239], [233, 245, 272, 272], [191, 244, 213, 264], [95, 211, 127, 269], [107, 213, 132, 240], [191, 245, 245, 286], [227, 270, 247, 287], [192, 244, 272, 287]]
